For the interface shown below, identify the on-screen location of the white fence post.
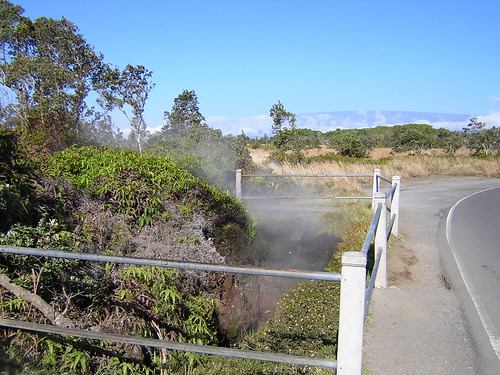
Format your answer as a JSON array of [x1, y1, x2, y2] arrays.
[[337, 251, 367, 375], [372, 168, 381, 209], [391, 176, 401, 237], [235, 169, 242, 199], [374, 192, 387, 288]]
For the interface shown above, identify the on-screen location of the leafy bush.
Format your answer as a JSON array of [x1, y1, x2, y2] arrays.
[[0, 220, 219, 374], [43, 146, 251, 238], [329, 131, 368, 158], [0, 145, 258, 374], [463, 118, 500, 156], [390, 124, 437, 152], [0, 128, 39, 231]]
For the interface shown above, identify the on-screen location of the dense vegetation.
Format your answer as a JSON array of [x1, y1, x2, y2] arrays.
[[1, 1, 499, 374], [256, 113, 499, 163], [0, 2, 260, 372], [0, 131, 259, 374]]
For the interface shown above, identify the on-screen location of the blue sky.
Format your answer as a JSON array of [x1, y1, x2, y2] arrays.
[[15, 0, 500, 136]]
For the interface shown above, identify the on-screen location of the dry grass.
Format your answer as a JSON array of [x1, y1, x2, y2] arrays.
[[251, 148, 500, 179], [266, 161, 375, 195], [250, 148, 500, 195], [385, 154, 500, 178]]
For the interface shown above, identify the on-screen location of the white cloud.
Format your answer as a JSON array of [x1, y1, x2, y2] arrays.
[[477, 111, 500, 126], [409, 117, 468, 131], [412, 118, 432, 124], [373, 111, 387, 127], [147, 125, 163, 134], [144, 115, 273, 138], [426, 121, 465, 131], [145, 116, 164, 134], [299, 115, 320, 128], [299, 114, 335, 130], [207, 115, 272, 137], [138, 111, 490, 138], [491, 96, 500, 102], [316, 113, 334, 121]]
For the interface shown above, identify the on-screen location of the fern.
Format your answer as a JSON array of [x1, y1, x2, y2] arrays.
[[43, 146, 252, 237]]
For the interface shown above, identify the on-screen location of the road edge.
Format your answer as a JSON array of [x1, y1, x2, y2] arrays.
[[439, 187, 500, 374]]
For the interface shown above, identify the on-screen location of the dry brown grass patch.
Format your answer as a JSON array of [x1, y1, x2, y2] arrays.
[[251, 148, 499, 179]]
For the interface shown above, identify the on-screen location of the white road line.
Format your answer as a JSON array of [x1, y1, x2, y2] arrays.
[[445, 187, 500, 361]]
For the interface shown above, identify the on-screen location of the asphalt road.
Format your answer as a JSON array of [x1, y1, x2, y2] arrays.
[[364, 176, 500, 375], [444, 186, 500, 373]]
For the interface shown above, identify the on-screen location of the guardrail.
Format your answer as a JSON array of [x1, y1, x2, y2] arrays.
[[235, 169, 373, 200], [373, 168, 401, 236], [337, 170, 400, 374], [0, 170, 400, 374], [0, 247, 340, 369]]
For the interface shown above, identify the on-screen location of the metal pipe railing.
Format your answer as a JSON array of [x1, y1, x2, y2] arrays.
[[0, 245, 341, 370], [387, 214, 396, 239], [242, 173, 372, 178], [364, 247, 383, 318], [0, 246, 341, 282], [0, 318, 337, 368], [378, 175, 392, 184], [386, 182, 398, 199], [361, 203, 383, 255], [236, 169, 373, 200], [242, 196, 371, 200]]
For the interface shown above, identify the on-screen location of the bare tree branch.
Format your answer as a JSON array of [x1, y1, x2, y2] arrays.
[[0, 274, 73, 327]]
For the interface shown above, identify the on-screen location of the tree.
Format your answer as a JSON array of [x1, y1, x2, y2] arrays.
[[147, 90, 255, 190], [80, 113, 124, 148], [97, 64, 155, 153], [390, 124, 435, 152], [0, 0, 34, 126], [297, 128, 322, 148], [463, 118, 500, 155], [269, 100, 296, 135], [153, 89, 213, 149], [0, 1, 105, 151], [269, 100, 303, 162], [161, 89, 207, 139], [436, 128, 463, 154]]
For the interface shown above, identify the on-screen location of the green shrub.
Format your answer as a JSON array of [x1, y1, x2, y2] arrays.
[[0, 219, 219, 374], [0, 128, 39, 231], [329, 131, 368, 158], [43, 146, 251, 237]]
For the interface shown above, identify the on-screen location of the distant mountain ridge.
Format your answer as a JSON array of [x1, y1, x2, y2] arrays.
[[208, 110, 478, 137], [296, 110, 473, 132]]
